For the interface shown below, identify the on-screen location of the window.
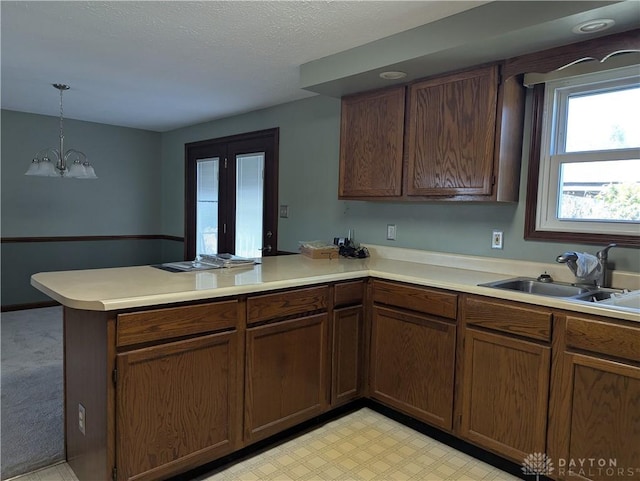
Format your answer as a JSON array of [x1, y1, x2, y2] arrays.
[[196, 158, 219, 256], [526, 62, 640, 246], [185, 129, 279, 260], [234, 153, 265, 257]]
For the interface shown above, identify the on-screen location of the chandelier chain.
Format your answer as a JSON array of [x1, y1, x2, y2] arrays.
[[59, 86, 64, 144]]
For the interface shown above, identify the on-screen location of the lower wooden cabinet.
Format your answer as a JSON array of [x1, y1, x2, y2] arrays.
[[549, 313, 640, 481], [459, 328, 550, 463], [331, 305, 364, 406], [64, 282, 640, 481], [244, 313, 329, 443], [556, 355, 640, 481], [115, 331, 239, 481], [370, 305, 456, 430]]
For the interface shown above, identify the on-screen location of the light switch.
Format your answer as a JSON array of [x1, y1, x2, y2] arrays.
[[387, 224, 397, 240], [279, 205, 289, 218]]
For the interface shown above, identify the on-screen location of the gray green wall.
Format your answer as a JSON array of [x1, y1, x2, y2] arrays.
[[160, 93, 640, 273], [1, 109, 174, 306], [160, 95, 343, 250], [3, 89, 638, 307], [2, 110, 162, 236]]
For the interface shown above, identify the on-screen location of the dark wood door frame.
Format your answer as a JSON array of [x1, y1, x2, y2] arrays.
[[184, 128, 279, 260]]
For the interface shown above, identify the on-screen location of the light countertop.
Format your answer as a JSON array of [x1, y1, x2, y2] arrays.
[[31, 245, 640, 322]]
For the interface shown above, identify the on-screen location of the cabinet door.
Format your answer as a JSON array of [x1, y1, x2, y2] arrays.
[[339, 86, 405, 198], [460, 328, 550, 463], [370, 306, 456, 430], [406, 66, 498, 197], [332, 305, 364, 406], [116, 331, 239, 481], [245, 313, 329, 443], [557, 354, 640, 481]]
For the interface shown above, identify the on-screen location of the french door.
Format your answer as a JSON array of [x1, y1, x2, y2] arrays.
[[185, 128, 278, 260]]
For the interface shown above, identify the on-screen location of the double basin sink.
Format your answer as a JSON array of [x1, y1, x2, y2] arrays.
[[479, 277, 632, 306]]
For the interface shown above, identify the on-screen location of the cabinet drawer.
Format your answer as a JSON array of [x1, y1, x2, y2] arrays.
[[247, 285, 329, 325], [464, 296, 552, 342], [372, 280, 457, 320], [565, 315, 640, 362], [334, 281, 365, 307], [117, 301, 238, 347]]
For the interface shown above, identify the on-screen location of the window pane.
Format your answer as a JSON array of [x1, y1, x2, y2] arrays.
[[196, 158, 219, 256], [558, 159, 640, 222], [565, 86, 640, 152], [235, 153, 264, 258]]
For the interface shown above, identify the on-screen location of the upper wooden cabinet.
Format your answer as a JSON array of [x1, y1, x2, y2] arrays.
[[339, 86, 405, 197], [407, 66, 497, 197], [339, 63, 525, 202]]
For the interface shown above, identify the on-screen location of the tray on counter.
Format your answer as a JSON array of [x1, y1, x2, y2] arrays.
[[155, 254, 258, 272]]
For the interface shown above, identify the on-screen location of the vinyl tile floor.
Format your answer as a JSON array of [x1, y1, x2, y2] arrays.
[[9, 408, 521, 481]]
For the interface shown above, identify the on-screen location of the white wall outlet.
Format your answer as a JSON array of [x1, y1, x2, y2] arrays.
[[78, 403, 86, 435], [492, 230, 504, 249], [279, 205, 289, 218], [387, 224, 397, 240]]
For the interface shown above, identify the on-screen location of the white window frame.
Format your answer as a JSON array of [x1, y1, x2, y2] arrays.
[[536, 64, 640, 237]]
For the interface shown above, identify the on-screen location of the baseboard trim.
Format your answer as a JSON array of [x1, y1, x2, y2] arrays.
[[1, 235, 184, 243], [1, 300, 60, 312]]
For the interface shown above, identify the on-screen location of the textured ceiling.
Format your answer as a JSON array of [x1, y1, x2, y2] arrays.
[[301, 1, 640, 97], [1, 1, 484, 132]]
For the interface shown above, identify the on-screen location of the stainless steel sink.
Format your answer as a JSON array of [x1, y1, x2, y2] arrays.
[[573, 290, 616, 302], [479, 277, 592, 297], [479, 277, 628, 304]]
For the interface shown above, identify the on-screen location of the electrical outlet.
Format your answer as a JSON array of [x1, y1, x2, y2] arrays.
[[492, 230, 504, 249], [279, 205, 289, 218], [387, 224, 397, 240], [78, 403, 86, 435]]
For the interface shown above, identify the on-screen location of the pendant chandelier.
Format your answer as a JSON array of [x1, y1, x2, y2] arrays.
[[25, 84, 97, 179]]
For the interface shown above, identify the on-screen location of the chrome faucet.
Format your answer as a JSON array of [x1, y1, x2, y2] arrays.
[[556, 243, 616, 288], [595, 243, 617, 288]]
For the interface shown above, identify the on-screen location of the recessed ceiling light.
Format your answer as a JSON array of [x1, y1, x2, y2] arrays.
[[379, 71, 407, 80], [572, 19, 615, 34]]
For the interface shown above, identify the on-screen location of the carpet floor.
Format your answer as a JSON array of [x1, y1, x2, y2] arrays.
[[1, 306, 65, 480]]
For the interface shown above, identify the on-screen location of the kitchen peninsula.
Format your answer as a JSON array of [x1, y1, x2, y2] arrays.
[[32, 246, 640, 481]]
